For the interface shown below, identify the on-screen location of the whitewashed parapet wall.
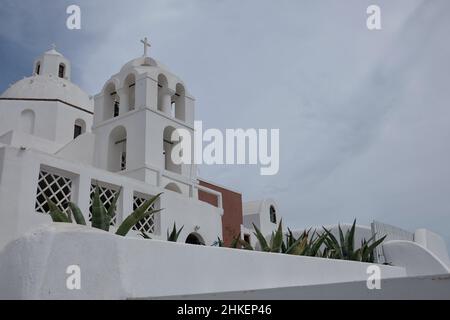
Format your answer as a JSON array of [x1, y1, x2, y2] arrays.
[[0, 224, 407, 300]]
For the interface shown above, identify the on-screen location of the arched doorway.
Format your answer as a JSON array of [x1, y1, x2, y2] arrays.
[[164, 182, 182, 194], [185, 233, 205, 246]]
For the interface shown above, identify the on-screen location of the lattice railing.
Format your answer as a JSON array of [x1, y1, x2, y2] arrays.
[[35, 170, 72, 214], [34, 166, 163, 235], [132, 194, 157, 234], [89, 183, 120, 226]]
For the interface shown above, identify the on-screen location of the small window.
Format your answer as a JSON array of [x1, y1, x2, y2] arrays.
[[58, 64, 65, 78], [114, 100, 120, 117], [74, 119, 86, 139], [270, 205, 277, 224], [244, 234, 251, 245], [36, 63, 41, 75], [73, 125, 82, 139]]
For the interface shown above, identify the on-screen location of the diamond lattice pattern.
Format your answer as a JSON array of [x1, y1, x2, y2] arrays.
[[35, 170, 72, 214], [132, 195, 156, 234]]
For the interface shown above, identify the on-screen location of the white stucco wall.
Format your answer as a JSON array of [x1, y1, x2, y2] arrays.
[[168, 274, 450, 300], [414, 229, 450, 268], [0, 100, 93, 151], [383, 240, 450, 276], [0, 224, 407, 300]]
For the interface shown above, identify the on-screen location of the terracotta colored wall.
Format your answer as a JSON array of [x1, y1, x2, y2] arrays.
[[198, 180, 243, 246]]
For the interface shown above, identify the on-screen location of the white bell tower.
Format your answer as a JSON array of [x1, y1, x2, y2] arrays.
[[33, 44, 71, 80], [92, 39, 196, 196]]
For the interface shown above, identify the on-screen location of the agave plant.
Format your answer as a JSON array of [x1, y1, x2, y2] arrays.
[[321, 219, 386, 262], [253, 220, 284, 253], [90, 185, 121, 232], [45, 186, 162, 237], [210, 218, 385, 263], [281, 228, 328, 256], [167, 223, 184, 242], [358, 237, 384, 263]]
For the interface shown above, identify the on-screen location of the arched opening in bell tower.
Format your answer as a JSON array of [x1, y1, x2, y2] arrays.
[[108, 126, 127, 172], [104, 83, 120, 120], [163, 126, 182, 174], [124, 74, 136, 111], [173, 83, 186, 121], [157, 74, 170, 113]]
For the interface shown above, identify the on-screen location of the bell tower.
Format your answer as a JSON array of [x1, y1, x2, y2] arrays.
[[92, 39, 196, 196], [33, 44, 71, 80]]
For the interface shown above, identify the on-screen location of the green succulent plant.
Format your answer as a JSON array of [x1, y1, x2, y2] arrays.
[[281, 228, 328, 256], [253, 220, 284, 253], [167, 223, 184, 242], [234, 219, 385, 263], [321, 219, 386, 262], [45, 186, 162, 237]]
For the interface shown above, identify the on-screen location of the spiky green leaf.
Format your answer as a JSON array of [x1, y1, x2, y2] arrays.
[[91, 185, 109, 231], [106, 187, 122, 223], [253, 223, 270, 252], [67, 202, 87, 225], [45, 196, 70, 223], [115, 193, 162, 236], [270, 220, 283, 252]]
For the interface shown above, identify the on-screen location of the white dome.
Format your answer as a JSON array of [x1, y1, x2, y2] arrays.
[[119, 56, 175, 73], [1, 75, 92, 111], [120, 56, 156, 72]]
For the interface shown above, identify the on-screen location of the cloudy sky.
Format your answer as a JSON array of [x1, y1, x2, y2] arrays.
[[1, 0, 449, 246]]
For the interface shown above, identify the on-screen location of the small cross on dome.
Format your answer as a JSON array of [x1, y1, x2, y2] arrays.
[[51, 43, 56, 50], [140, 37, 151, 57]]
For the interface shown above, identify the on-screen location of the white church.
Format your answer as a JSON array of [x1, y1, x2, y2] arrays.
[[0, 43, 449, 299]]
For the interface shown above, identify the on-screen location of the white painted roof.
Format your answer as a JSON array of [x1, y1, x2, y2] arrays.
[[1, 75, 93, 111]]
